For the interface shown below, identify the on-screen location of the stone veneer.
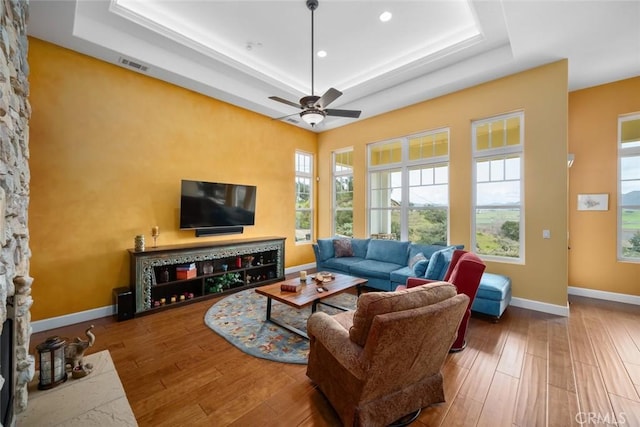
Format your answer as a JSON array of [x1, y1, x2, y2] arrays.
[[0, 0, 35, 421]]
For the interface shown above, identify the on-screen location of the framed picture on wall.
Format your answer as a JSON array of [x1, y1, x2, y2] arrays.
[[577, 194, 608, 211]]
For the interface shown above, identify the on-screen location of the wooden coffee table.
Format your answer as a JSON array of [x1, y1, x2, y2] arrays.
[[255, 273, 367, 339]]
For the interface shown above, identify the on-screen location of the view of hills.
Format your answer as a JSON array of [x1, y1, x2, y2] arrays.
[[622, 191, 640, 205]]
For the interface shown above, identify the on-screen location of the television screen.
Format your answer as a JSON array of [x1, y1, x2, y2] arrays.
[[179, 180, 256, 229]]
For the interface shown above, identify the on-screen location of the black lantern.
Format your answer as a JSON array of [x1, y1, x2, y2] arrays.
[[36, 336, 67, 390]]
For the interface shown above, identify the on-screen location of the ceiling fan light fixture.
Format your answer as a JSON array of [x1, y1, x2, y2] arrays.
[[300, 109, 326, 127]]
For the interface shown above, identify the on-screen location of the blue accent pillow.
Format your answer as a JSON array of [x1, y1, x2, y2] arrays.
[[424, 246, 457, 280], [413, 259, 429, 277]]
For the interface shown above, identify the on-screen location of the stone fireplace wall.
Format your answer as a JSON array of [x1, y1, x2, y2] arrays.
[[0, 0, 35, 420]]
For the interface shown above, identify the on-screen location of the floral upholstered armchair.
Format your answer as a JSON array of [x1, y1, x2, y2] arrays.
[[306, 282, 468, 427]]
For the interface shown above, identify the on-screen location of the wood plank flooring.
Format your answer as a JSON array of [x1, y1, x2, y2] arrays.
[[29, 292, 640, 426]]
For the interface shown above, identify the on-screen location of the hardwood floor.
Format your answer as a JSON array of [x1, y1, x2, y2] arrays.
[[29, 292, 640, 426]]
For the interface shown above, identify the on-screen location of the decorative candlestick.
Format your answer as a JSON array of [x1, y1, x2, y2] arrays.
[[151, 226, 160, 247]]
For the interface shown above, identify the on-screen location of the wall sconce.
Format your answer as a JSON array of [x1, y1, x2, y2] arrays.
[[568, 153, 575, 168], [36, 336, 67, 390]]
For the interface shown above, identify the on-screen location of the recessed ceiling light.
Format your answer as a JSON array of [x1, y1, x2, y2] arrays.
[[317, 50, 327, 58], [379, 11, 392, 22]]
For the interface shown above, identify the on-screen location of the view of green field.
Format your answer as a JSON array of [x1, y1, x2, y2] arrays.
[[475, 209, 520, 257], [621, 209, 640, 257]]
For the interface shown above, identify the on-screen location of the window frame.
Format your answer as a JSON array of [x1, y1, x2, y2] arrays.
[[471, 111, 525, 263], [617, 112, 640, 262], [332, 148, 354, 237], [295, 150, 314, 245], [367, 128, 450, 243]]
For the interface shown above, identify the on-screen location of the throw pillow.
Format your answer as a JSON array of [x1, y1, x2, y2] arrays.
[[408, 252, 426, 269], [424, 246, 456, 280], [413, 259, 429, 277], [333, 238, 354, 257]]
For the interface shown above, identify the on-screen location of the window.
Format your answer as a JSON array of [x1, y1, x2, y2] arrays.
[[295, 151, 313, 243], [618, 113, 640, 261], [472, 112, 524, 261], [368, 130, 449, 243], [333, 149, 354, 237]]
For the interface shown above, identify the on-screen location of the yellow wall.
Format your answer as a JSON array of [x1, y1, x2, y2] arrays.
[[28, 38, 317, 320], [568, 76, 640, 296], [318, 61, 570, 307], [31, 34, 634, 320]]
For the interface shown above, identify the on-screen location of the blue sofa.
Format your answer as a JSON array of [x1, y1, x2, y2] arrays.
[[313, 237, 513, 320], [312, 237, 463, 291]]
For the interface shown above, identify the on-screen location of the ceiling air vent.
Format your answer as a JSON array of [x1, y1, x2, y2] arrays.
[[118, 57, 149, 73], [286, 118, 299, 124]]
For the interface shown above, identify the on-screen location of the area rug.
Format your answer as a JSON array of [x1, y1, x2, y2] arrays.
[[204, 288, 357, 364]]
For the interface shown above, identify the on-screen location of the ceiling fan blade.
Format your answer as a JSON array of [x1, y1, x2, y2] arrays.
[[315, 88, 342, 108], [272, 112, 302, 121], [269, 96, 302, 109], [325, 109, 361, 119]]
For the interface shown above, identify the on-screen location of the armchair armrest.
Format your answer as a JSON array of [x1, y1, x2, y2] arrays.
[[307, 312, 366, 379], [406, 277, 439, 289]]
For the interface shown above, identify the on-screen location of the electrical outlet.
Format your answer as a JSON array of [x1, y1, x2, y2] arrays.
[[543, 229, 551, 239]]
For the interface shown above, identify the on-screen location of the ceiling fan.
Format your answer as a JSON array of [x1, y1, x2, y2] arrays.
[[269, 0, 362, 127]]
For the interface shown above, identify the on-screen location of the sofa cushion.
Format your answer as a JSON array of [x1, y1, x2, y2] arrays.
[[389, 266, 415, 285], [424, 246, 457, 280], [349, 282, 457, 346], [349, 260, 404, 280], [316, 238, 335, 261], [333, 238, 354, 257], [350, 238, 370, 258], [366, 239, 410, 265], [322, 257, 365, 273]]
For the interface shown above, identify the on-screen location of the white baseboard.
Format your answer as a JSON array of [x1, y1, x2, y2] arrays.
[[510, 297, 570, 317], [32, 305, 114, 333], [568, 286, 640, 306]]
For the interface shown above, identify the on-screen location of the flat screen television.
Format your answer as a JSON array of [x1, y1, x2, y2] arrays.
[[179, 180, 257, 229]]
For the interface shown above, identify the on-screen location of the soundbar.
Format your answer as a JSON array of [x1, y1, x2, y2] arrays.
[[195, 227, 244, 237]]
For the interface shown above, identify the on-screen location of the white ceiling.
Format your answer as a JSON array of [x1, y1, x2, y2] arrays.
[[27, 0, 640, 132]]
